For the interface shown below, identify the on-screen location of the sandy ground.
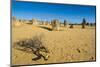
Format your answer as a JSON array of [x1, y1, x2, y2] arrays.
[[12, 23, 96, 65]]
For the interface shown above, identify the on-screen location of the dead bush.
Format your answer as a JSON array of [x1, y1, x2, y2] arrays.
[[13, 35, 50, 61]]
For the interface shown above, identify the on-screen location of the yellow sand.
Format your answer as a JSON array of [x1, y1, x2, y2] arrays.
[[12, 23, 96, 65]]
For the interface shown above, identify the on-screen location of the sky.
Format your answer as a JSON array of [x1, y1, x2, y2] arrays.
[[12, 0, 96, 23]]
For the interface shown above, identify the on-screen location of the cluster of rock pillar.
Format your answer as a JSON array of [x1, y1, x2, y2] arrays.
[[12, 16, 94, 29]]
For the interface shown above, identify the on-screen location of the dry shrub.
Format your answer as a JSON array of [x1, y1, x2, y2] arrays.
[[13, 35, 50, 61], [69, 24, 73, 28]]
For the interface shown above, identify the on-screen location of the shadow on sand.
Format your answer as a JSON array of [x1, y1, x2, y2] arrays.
[[38, 26, 52, 31]]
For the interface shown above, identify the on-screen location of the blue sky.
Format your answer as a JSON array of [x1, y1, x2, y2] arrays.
[[12, 0, 96, 23]]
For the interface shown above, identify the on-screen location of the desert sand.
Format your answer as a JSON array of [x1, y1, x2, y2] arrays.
[[12, 23, 96, 65]]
